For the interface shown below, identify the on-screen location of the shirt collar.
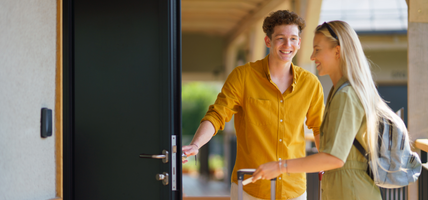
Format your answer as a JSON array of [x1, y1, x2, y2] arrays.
[[263, 55, 299, 86]]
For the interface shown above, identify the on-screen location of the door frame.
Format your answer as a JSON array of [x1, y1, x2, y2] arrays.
[[53, 0, 63, 199], [61, 0, 182, 199]]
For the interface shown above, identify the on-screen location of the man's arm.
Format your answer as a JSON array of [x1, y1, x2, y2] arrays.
[[306, 78, 325, 149], [314, 134, 320, 150], [182, 121, 215, 163], [182, 67, 244, 163]]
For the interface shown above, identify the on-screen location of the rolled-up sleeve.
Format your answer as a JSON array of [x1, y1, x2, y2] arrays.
[[321, 90, 365, 162], [306, 78, 325, 136], [201, 67, 244, 135]]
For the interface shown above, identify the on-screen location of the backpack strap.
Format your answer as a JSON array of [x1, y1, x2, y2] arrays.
[[353, 139, 368, 160], [326, 81, 350, 116], [332, 81, 350, 98], [353, 139, 374, 180]]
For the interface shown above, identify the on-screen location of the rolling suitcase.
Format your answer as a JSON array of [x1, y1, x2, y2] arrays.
[[237, 169, 277, 200]]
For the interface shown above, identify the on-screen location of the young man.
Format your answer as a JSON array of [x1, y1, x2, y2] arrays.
[[182, 10, 324, 200]]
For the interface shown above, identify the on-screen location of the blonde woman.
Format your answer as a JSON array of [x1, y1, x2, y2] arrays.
[[252, 20, 409, 200]]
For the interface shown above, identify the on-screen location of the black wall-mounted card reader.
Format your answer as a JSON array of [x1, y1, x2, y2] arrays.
[[41, 108, 52, 138]]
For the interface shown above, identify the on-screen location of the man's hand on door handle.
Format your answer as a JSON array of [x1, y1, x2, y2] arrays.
[[181, 144, 199, 164]]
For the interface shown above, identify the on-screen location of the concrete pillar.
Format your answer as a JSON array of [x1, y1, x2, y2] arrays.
[[224, 34, 245, 77], [294, 0, 323, 74], [408, 0, 428, 140], [408, 0, 428, 199], [248, 19, 266, 62]]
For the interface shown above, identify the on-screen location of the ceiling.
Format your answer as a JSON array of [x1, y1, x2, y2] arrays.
[[181, 0, 271, 36]]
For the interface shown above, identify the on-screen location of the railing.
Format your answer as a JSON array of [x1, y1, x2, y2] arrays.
[[380, 187, 407, 200], [415, 139, 428, 200], [305, 136, 428, 200]]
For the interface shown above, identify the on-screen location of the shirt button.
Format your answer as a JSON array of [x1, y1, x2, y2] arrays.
[[280, 119, 283, 122], [279, 177, 282, 180], [279, 158, 282, 160], [279, 139, 282, 142], [280, 100, 283, 103]]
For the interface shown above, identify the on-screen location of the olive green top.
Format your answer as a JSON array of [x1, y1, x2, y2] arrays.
[[319, 77, 381, 200]]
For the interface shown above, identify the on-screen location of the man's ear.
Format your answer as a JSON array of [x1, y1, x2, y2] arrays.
[[264, 36, 271, 48]]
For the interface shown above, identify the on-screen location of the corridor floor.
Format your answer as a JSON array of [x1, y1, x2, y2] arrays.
[[182, 174, 230, 196]]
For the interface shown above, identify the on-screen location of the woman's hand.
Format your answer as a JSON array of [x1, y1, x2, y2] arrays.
[[181, 144, 199, 164], [252, 161, 282, 183], [251, 153, 344, 182]]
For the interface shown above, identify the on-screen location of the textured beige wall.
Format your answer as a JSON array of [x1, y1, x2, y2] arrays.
[[408, 2, 428, 200], [408, 22, 428, 141], [0, 0, 57, 199]]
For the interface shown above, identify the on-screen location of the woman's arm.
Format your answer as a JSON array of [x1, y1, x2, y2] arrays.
[[252, 152, 343, 182]]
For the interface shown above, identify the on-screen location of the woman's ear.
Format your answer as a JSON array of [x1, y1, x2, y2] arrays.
[[335, 45, 340, 59]]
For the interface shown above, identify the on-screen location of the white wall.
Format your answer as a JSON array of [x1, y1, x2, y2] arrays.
[[0, 0, 57, 199]]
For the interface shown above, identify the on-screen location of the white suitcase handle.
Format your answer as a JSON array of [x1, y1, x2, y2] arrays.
[[237, 169, 277, 200]]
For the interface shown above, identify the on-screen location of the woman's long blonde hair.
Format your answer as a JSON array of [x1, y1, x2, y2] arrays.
[[315, 21, 409, 181]]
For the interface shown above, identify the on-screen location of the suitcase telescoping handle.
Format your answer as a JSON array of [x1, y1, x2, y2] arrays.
[[237, 169, 277, 200], [318, 171, 324, 200]]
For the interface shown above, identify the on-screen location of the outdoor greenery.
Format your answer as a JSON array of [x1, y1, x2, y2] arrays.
[[182, 82, 225, 179], [182, 82, 221, 136], [181, 153, 225, 177]]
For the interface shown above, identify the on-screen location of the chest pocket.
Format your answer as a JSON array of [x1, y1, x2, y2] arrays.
[[246, 98, 273, 126]]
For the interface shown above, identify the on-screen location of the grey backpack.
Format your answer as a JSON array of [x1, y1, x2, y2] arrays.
[[335, 82, 422, 189]]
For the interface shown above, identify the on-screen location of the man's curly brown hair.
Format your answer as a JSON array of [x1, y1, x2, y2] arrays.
[[262, 10, 306, 39]]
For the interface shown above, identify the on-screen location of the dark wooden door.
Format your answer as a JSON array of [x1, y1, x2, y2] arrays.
[[63, 0, 182, 199]]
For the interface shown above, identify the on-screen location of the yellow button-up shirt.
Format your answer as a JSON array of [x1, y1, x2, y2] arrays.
[[201, 55, 325, 199]]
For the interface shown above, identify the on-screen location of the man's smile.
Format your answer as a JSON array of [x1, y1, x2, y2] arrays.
[[279, 50, 292, 55]]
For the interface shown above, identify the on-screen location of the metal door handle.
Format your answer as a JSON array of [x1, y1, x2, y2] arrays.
[[156, 172, 169, 185], [140, 150, 168, 163]]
